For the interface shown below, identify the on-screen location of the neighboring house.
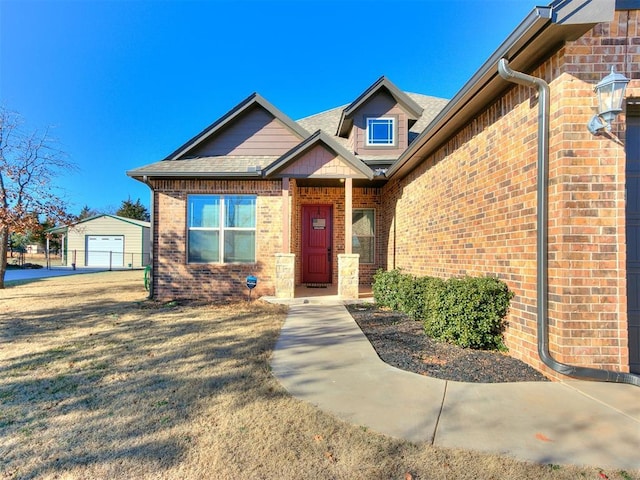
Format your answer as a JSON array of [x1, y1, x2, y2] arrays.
[[26, 244, 45, 254], [128, 0, 640, 379], [47, 215, 151, 268]]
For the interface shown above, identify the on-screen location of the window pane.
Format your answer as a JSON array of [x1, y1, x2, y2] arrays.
[[353, 236, 374, 263], [188, 230, 219, 263], [189, 196, 219, 228], [353, 210, 374, 236], [352, 209, 374, 264], [367, 118, 394, 145], [225, 196, 256, 228], [224, 231, 256, 263]]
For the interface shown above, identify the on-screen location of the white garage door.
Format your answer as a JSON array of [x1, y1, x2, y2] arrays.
[[86, 235, 124, 267]]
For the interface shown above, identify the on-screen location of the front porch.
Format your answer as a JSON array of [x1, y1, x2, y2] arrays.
[[263, 128, 384, 300], [261, 282, 373, 305], [294, 283, 373, 300], [274, 252, 367, 300], [271, 174, 383, 300]]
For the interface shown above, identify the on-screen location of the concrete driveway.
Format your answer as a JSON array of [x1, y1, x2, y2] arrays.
[[5, 267, 111, 282]]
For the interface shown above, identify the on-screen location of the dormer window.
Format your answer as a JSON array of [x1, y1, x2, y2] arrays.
[[366, 117, 396, 146]]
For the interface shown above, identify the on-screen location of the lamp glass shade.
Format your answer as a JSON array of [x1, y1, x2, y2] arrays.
[[595, 67, 630, 123]]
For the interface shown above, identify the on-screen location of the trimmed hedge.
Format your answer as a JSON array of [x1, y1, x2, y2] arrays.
[[372, 270, 513, 351]]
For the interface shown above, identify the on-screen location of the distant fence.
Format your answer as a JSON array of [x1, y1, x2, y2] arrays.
[[46, 249, 151, 270]]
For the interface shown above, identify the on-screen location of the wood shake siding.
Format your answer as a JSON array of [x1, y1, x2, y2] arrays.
[[190, 107, 301, 157], [280, 145, 363, 177], [380, 12, 636, 378]]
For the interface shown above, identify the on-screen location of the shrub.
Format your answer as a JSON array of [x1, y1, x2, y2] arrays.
[[372, 269, 408, 311], [424, 276, 513, 351], [403, 276, 445, 321], [372, 269, 445, 320], [373, 270, 514, 351]]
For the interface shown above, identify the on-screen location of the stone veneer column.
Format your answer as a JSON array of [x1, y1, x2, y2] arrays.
[[275, 253, 295, 298], [338, 253, 359, 299]]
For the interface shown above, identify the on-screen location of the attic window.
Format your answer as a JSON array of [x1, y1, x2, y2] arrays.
[[366, 117, 395, 146]]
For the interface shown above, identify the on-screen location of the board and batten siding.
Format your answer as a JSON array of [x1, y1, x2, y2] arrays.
[[189, 107, 302, 157], [64, 216, 150, 268]]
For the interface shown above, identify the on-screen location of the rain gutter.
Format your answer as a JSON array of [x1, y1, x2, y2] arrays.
[[386, 6, 553, 179]]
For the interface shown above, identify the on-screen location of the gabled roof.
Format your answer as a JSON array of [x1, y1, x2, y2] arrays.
[[336, 76, 424, 138], [263, 130, 374, 180], [127, 78, 449, 182], [298, 92, 448, 157], [126, 155, 275, 179], [164, 92, 310, 161], [47, 214, 150, 234]]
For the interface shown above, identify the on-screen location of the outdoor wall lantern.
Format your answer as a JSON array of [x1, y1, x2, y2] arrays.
[[587, 66, 630, 135]]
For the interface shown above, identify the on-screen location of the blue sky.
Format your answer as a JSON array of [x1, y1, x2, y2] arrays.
[[1, 0, 535, 215]]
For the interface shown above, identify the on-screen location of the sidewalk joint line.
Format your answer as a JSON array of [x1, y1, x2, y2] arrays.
[[431, 380, 448, 445], [561, 381, 640, 424]]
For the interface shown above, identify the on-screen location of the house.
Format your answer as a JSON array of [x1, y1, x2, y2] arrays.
[[47, 215, 151, 269], [128, 0, 640, 380], [127, 81, 448, 300]]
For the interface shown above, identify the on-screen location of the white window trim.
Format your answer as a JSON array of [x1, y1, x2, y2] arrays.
[[187, 194, 257, 264], [352, 208, 375, 264], [365, 116, 396, 147]]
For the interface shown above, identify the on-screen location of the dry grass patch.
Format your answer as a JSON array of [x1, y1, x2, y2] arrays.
[[0, 271, 637, 479]]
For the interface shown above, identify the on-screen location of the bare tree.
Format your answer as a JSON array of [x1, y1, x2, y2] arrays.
[[0, 107, 75, 287]]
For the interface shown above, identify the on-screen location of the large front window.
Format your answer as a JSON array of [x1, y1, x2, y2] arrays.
[[188, 195, 256, 263], [366, 117, 395, 146], [352, 209, 375, 264]]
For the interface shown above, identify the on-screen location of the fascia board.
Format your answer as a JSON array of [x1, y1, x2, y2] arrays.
[[127, 171, 262, 179]]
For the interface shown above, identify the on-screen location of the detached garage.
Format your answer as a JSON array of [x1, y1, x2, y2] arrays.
[[48, 215, 151, 269]]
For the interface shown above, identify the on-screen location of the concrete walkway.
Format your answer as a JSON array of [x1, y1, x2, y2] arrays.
[[268, 297, 640, 469]]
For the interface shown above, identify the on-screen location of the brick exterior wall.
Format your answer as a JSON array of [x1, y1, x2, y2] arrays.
[[380, 11, 639, 377], [150, 177, 381, 300], [150, 179, 283, 301]]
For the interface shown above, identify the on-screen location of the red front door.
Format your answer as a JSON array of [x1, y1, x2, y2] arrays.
[[302, 204, 332, 284]]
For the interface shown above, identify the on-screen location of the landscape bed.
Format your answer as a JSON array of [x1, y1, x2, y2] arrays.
[[347, 303, 548, 383]]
